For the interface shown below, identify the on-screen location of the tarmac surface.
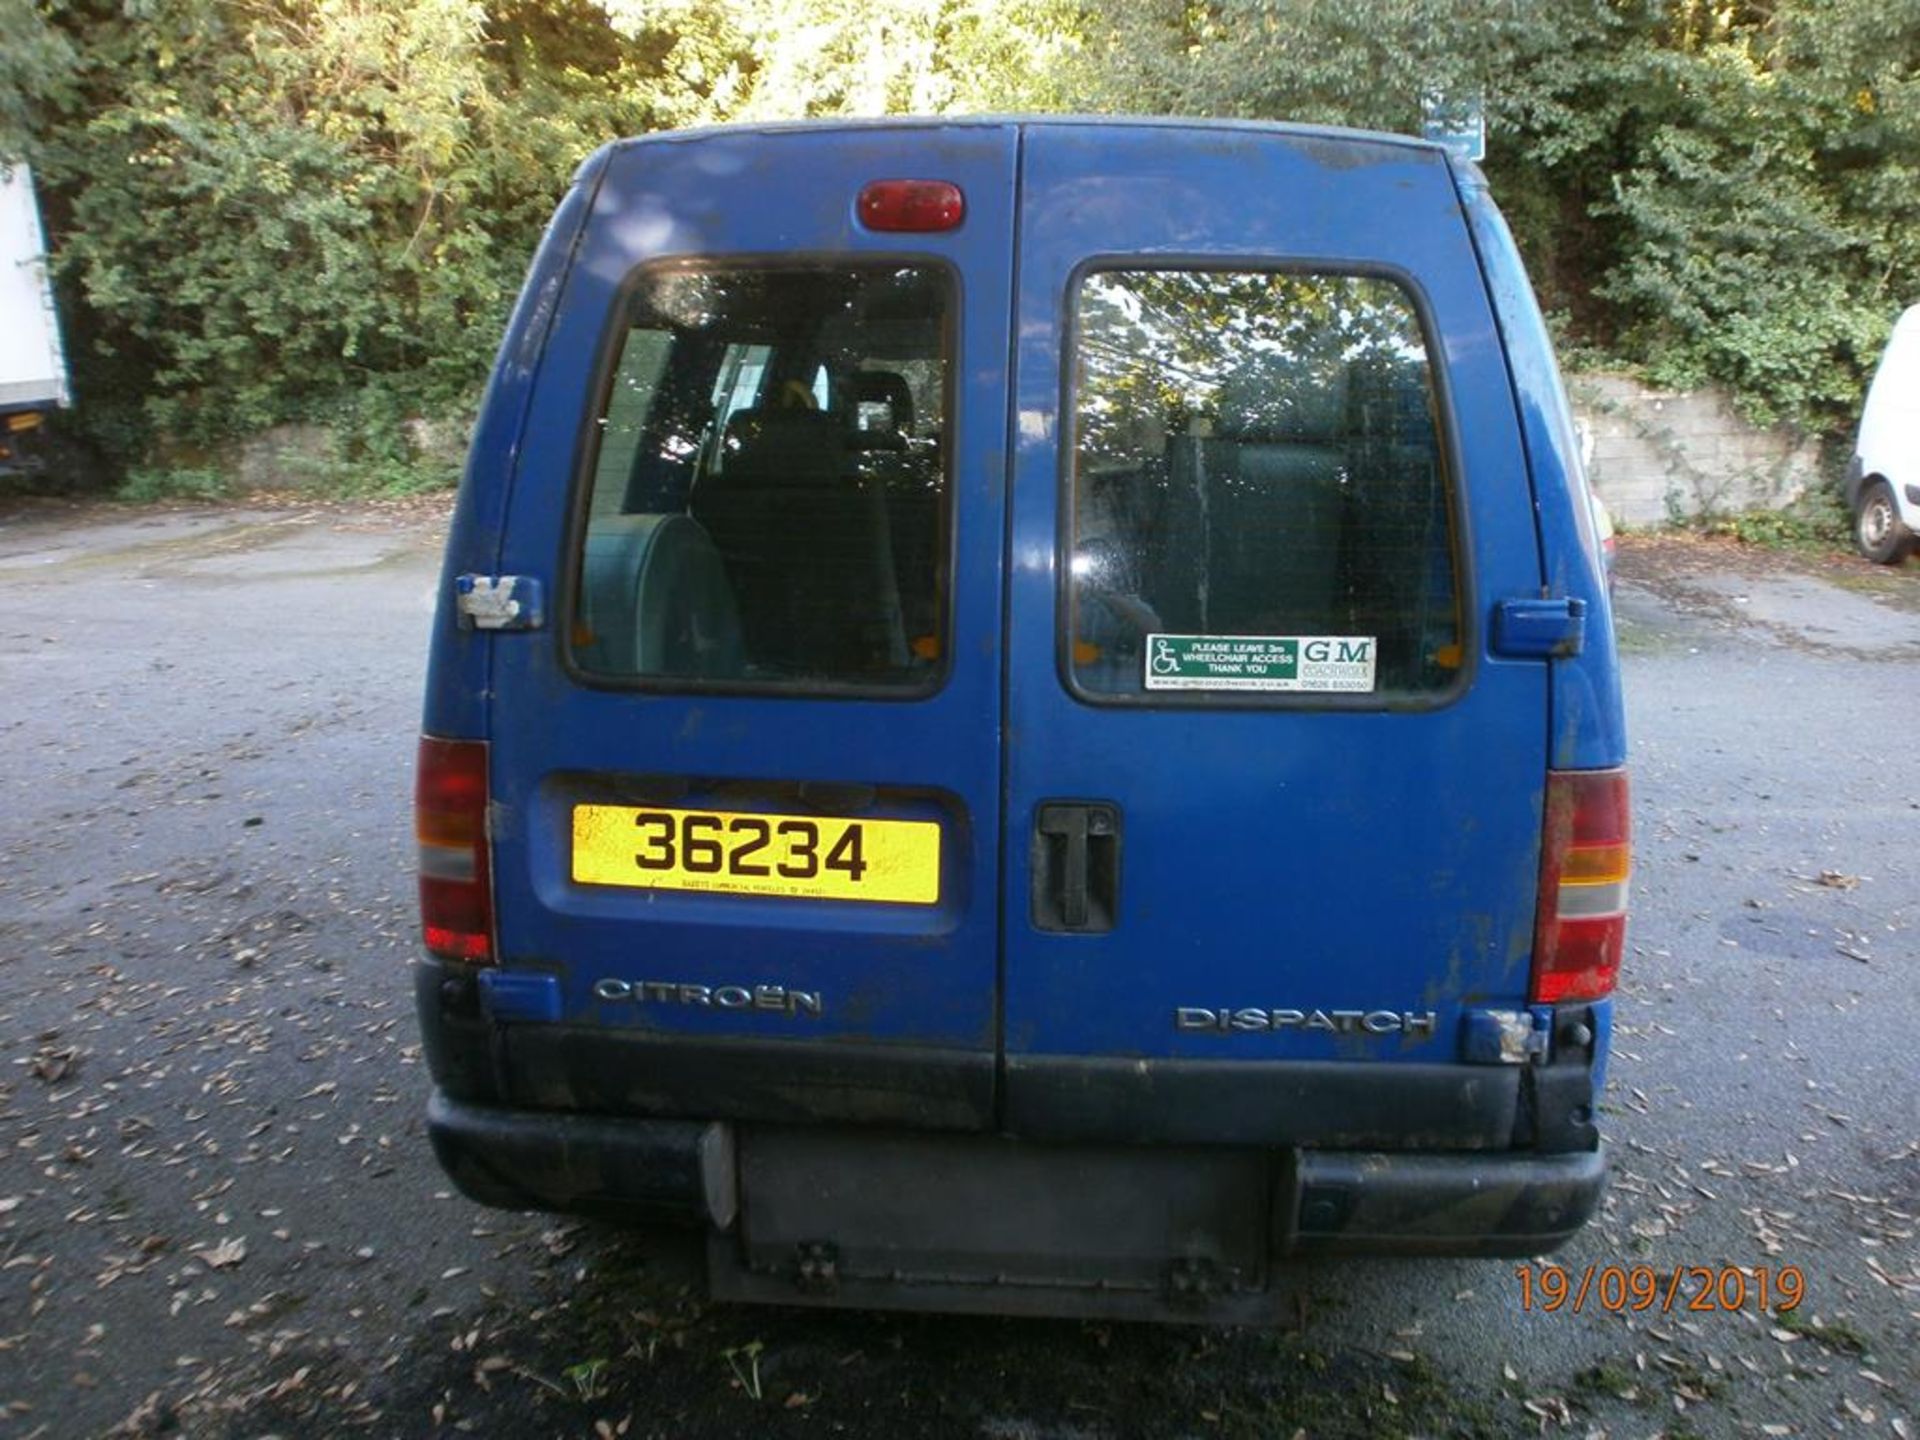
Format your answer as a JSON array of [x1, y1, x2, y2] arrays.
[[0, 501, 1913, 1438]]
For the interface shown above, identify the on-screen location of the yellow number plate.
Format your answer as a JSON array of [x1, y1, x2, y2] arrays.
[[571, 804, 941, 905]]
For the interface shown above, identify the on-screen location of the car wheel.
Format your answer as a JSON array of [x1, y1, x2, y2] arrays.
[[1854, 480, 1914, 564]]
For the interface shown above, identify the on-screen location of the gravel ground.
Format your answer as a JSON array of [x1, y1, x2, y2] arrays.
[[0, 502, 1913, 1439]]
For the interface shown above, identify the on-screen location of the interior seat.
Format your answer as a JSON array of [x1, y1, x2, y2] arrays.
[[579, 513, 744, 678], [690, 406, 909, 680]]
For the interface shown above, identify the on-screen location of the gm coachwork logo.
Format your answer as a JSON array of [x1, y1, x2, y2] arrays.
[[1177, 1006, 1438, 1036]]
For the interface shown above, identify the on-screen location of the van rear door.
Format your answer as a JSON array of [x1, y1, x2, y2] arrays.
[[481, 125, 1018, 1129], [1001, 123, 1549, 1144]]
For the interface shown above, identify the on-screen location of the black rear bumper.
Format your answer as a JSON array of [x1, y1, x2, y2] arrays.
[[1285, 1146, 1606, 1256], [418, 961, 1602, 1152], [426, 1090, 738, 1226], [421, 959, 1608, 1312], [427, 1090, 1605, 1262]]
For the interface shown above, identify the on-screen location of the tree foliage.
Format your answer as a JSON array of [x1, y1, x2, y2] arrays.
[[5, 0, 1914, 471], [1051, 0, 1920, 431], [21, 0, 694, 461]]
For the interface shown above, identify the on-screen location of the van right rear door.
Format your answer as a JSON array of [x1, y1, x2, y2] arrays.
[[999, 122, 1552, 1145]]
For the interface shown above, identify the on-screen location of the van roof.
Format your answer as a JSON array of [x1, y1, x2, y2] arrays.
[[590, 115, 1449, 169]]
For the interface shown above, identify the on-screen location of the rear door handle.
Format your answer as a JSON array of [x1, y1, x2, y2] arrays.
[[1032, 801, 1122, 933]]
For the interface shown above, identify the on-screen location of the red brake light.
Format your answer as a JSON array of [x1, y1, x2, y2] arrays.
[[1531, 768, 1630, 1004], [857, 179, 965, 233], [416, 736, 494, 963]]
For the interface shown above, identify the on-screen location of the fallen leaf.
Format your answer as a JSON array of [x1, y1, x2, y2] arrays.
[[29, 1048, 77, 1083], [108, 1389, 171, 1437], [1522, 1396, 1571, 1423], [200, 1237, 247, 1270]]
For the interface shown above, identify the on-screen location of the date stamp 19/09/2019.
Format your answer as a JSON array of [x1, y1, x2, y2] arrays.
[[1516, 1264, 1806, 1315]]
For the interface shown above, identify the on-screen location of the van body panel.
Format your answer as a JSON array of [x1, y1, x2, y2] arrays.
[[1000, 125, 1550, 1075], [424, 147, 613, 742], [1451, 163, 1626, 773], [481, 125, 1020, 1083]]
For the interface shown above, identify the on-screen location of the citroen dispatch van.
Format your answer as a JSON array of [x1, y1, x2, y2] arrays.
[[415, 118, 1629, 1322]]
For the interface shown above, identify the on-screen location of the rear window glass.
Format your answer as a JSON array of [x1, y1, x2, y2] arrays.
[[574, 264, 950, 691], [1068, 270, 1460, 700]]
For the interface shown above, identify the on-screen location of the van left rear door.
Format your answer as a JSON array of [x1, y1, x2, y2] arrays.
[[481, 125, 1018, 1130]]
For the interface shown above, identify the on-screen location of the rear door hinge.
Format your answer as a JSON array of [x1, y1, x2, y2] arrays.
[[456, 574, 545, 631], [1492, 596, 1585, 658]]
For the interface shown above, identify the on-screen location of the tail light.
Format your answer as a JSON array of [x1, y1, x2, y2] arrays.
[[1531, 768, 1630, 1004], [416, 736, 493, 963]]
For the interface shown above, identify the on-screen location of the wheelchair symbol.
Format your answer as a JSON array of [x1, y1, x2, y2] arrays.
[[1149, 638, 1180, 676]]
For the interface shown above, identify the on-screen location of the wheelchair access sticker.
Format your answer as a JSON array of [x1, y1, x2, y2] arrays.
[[1144, 634, 1377, 693]]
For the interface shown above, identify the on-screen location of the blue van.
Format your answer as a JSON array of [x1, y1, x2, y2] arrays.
[[415, 118, 1629, 1321]]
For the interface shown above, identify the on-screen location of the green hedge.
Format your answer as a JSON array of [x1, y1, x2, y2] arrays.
[[4, 0, 1913, 479]]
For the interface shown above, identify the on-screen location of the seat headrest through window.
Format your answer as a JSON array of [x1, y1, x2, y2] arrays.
[[718, 407, 847, 481], [848, 370, 915, 437]]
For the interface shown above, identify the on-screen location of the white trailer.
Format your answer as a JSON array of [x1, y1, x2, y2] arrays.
[[0, 163, 70, 473]]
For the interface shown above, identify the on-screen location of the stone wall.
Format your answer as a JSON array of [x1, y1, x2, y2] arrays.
[[199, 380, 1815, 522], [227, 423, 334, 491], [1568, 372, 1822, 529], [220, 418, 468, 491]]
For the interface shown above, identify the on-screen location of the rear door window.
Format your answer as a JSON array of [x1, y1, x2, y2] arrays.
[[1068, 270, 1460, 700], [573, 264, 951, 692]]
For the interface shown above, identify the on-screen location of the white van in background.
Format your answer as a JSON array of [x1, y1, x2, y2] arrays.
[[1849, 304, 1919, 564], [0, 163, 69, 476]]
